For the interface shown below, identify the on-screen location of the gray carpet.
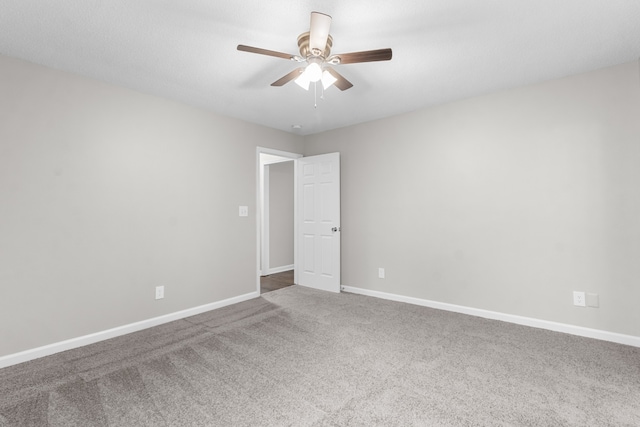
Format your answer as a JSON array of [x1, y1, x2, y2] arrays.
[[1, 285, 639, 426]]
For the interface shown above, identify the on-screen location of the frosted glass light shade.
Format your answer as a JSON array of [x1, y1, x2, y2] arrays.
[[321, 70, 337, 89], [295, 71, 311, 90], [306, 62, 322, 82]]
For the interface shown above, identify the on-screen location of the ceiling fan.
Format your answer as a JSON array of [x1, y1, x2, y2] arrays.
[[237, 12, 392, 91]]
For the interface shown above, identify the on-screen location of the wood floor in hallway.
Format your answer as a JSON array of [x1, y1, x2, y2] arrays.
[[260, 270, 294, 294]]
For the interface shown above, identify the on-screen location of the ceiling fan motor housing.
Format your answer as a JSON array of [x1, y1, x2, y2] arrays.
[[297, 32, 333, 59]]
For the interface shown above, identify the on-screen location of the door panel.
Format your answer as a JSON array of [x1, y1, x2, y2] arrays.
[[303, 235, 315, 273], [297, 152, 340, 293], [303, 184, 315, 221]]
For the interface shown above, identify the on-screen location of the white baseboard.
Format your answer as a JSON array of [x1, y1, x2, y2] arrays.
[[265, 264, 294, 275], [341, 285, 640, 348], [0, 291, 260, 370]]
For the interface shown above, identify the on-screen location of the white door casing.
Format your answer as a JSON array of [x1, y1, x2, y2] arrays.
[[256, 147, 302, 294], [297, 152, 341, 293]]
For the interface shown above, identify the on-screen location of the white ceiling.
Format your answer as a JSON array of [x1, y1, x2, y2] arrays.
[[1, 1, 640, 135]]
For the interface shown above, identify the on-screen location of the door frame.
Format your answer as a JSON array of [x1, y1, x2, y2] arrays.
[[256, 147, 302, 294]]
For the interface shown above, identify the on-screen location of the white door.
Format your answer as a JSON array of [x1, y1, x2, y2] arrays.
[[297, 152, 341, 293]]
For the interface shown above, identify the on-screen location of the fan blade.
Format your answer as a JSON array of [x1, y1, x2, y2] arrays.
[[271, 68, 305, 86], [237, 44, 294, 60], [309, 12, 332, 55], [326, 68, 353, 91], [336, 48, 392, 64]]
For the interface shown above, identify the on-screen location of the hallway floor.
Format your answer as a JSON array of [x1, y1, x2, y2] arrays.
[[260, 270, 294, 294]]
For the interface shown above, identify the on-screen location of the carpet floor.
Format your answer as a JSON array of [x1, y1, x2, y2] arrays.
[[1, 285, 639, 426]]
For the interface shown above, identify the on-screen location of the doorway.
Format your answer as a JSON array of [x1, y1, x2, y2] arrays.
[[256, 148, 342, 295], [256, 147, 302, 294]]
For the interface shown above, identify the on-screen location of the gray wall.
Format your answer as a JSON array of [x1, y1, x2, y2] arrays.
[[0, 55, 300, 357], [268, 161, 294, 270], [3, 53, 640, 359], [304, 60, 640, 337]]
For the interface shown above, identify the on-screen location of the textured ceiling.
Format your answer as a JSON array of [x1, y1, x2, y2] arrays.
[[1, 1, 640, 135]]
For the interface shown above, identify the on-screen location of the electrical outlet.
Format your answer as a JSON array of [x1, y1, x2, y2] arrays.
[[239, 206, 248, 217], [155, 286, 164, 300], [378, 268, 385, 279], [573, 291, 585, 307]]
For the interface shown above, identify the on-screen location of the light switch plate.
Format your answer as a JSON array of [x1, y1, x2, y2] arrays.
[[239, 206, 248, 217]]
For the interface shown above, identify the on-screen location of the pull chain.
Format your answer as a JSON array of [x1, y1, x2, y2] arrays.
[[314, 81, 317, 108]]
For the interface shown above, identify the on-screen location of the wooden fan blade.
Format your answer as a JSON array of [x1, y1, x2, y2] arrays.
[[309, 12, 332, 54], [326, 68, 353, 91], [336, 48, 392, 65], [271, 68, 305, 86], [237, 44, 294, 60]]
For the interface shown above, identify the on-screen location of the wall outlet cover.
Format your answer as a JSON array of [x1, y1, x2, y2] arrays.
[[573, 291, 586, 307], [155, 286, 165, 300], [378, 268, 385, 279], [586, 293, 599, 308]]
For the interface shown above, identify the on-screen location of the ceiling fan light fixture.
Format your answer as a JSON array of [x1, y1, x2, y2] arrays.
[[294, 71, 311, 90], [295, 58, 323, 90], [305, 60, 323, 82], [321, 70, 337, 89]]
